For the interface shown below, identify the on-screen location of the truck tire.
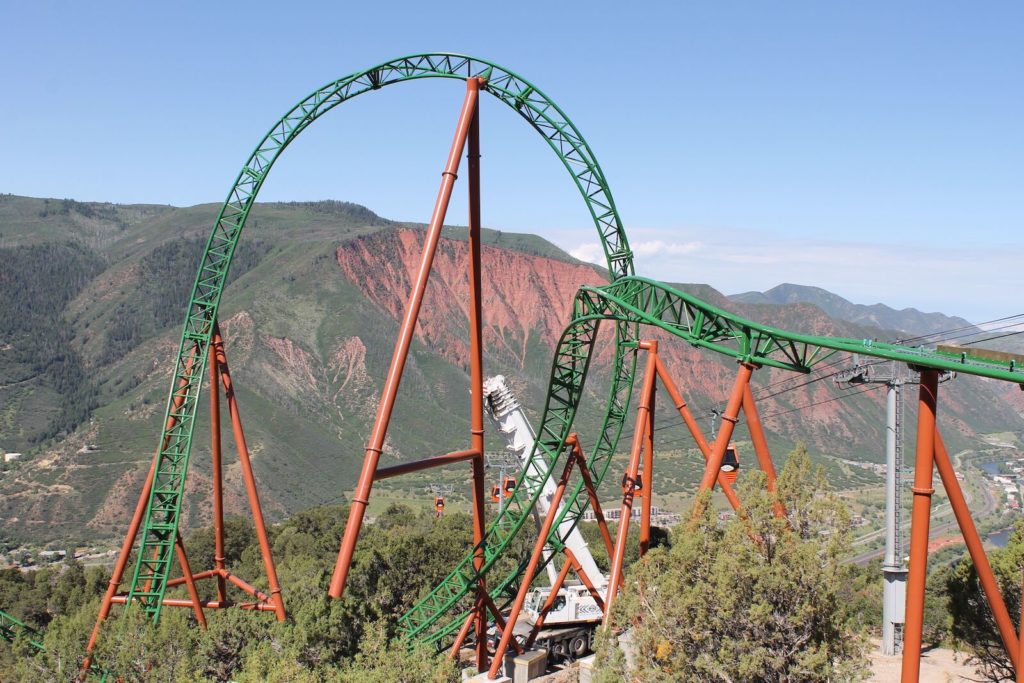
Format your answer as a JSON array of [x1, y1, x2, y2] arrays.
[[570, 634, 588, 657]]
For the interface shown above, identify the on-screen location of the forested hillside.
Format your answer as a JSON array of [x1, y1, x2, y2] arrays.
[[0, 242, 106, 446], [0, 194, 1020, 553]]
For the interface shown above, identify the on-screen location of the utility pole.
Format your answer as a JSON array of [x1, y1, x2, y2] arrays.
[[836, 359, 908, 656], [836, 357, 952, 656]]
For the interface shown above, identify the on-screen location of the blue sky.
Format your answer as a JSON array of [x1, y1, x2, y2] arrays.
[[1, 1, 1020, 322]]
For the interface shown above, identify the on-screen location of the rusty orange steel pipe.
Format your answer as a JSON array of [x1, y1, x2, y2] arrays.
[[901, 369, 939, 683], [329, 77, 482, 601], [741, 378, 787, 518], [208, 337, 228, 603], [654, 357, 744, 512], [655, 356, 712, 456], [373, 449, 481, 480], [216, 334, 286, 621], [604, 341, 660, 626], [488, 434, 581, 678], [465, 78, 490, 671], [933, 431, 1019, 667], [83, 345, 200, 671], [174, 532, 207, 628], [697, 363, 753, 494], [574, 442, 616, 559], [566, 547, 605, 610], [640, 386, 655, 555]]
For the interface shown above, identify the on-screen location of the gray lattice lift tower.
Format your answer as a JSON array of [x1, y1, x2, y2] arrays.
[[836, 359, 908, 655], [836, 358, 952, 655]]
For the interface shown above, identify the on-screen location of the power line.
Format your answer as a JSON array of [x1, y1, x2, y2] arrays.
[[758, 383, 884, 420]]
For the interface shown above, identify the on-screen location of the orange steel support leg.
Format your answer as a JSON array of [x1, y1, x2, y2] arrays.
[[449, 608, 478, 660], [483, 594, 523, 656], [489, 435, 583, 678], [214, 327, 286, 621], [639, 384, 655, 556], [654, 356, 744, 512], [933, 431, 1019, 667], [174, 532, 207, 628], [525, 557, 575, 648], [901, 369, 940, 682], [1019, 572, 1024, 683], [742, 378, 786, 518], [329, 77, 482, 602], [208, 341, 228, 603], [575, 445, 615, 559], [741, 378, 778, 489], [604, 341, 660, 626], [565, 548, 605, 610], [466, 77, 489, 672], [697, 363, 753, 495], [83, 346, 200, 672]]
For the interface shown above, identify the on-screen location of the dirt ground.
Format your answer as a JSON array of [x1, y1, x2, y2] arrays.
[[502, 640, 988, 682], [868, 641, 983, 682]]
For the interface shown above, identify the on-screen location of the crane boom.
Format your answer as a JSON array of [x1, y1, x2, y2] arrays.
[[483, 375, 607, 591]]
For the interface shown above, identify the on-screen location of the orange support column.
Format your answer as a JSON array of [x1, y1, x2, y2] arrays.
[[639, 383, 655, 555], [692, 363, 753, 521], [465, 77, 489, 672], [208, 341, 228, 603], [655, 357, 744, 512], [83, 346, 200, 673], [741, 377, 786, 518], [329, 79, 482, 601], [488, 435, 583, 678], [604, 341, 659, 625], [901, 369, 940, 682], [933, 431, 1019, 667], [214, 327, 286, 621]]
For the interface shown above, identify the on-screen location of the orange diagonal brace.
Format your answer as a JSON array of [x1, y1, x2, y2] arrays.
[[214, 325, 286, 621], [933, 430, 1018, 667], [902, 369, 939, 682], [604, 341, 660, 626], [655, 356, 744, 512], [329, 77, 482, 604]]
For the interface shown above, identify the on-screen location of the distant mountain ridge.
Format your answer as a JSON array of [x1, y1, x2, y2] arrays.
[[729, 283, 979, 340], [1, 194, 1020, 548]]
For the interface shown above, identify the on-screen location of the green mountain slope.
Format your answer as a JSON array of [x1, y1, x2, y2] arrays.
[[0, 194, 1020, 550]]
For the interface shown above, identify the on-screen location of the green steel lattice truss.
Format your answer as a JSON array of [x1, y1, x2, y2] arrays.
[[123, 53, 1024, 653], [125, 54, 637, 620], [0, 608, 43, 652], [397, 277, 1023, 647]]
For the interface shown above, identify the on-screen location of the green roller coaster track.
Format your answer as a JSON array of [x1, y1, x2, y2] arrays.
[[2, 607, 109, 679], [0, 608, 44, 652], [125, 53, 638, 621], [398, 276, 1024, 648], [123, 51, 1024, 655]]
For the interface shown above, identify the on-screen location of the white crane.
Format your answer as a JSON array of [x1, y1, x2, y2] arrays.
[[482, 375, 607, 593]]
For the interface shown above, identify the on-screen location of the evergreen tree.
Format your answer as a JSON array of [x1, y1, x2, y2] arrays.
[[594, 445, 870, 682]]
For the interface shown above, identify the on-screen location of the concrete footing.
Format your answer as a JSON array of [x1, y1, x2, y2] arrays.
[[463, 667, 510, 682], [578, 654, 597, 683], [462, 647, 547, 682]]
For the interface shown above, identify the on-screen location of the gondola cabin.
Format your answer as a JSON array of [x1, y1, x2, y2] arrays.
[[720, 442, 740, 486]]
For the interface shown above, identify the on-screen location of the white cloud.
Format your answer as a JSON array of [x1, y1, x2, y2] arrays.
[[631, 240, 702, 258], [569, 243, 605, 265], [555, 225, 1022, 323]]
